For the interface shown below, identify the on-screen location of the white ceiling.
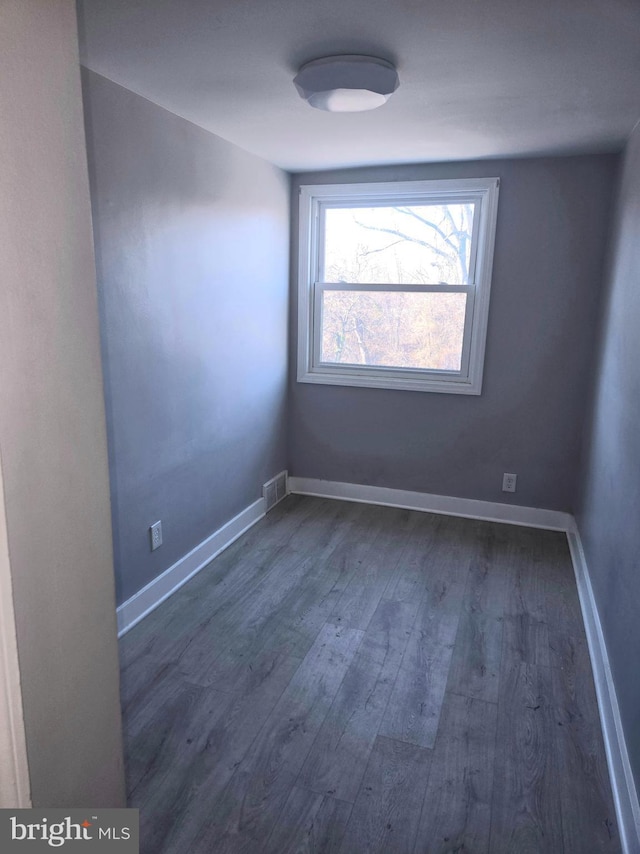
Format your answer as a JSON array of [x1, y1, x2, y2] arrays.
[[77, 0, 640, 172]]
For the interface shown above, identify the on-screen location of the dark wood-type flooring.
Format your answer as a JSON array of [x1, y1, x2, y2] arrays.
[[119, 495, 620, 853]]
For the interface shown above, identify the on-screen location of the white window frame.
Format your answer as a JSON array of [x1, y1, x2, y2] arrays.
[[296, 177, 500, 394]]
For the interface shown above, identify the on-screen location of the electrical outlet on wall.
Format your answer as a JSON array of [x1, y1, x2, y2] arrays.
[[502, 473, 517, 493], [150, 520, 163, 551]]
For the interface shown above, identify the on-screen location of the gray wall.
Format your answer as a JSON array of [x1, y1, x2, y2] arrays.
[[0, 0, 124, 807], [290, 156, 617, 511], [82, 71, 290, 605], [577, 125, 640, 790]]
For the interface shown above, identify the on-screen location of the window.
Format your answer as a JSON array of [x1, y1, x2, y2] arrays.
[[297, 177, 500, 394]]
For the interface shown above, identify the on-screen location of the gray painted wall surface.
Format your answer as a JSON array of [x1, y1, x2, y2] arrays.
[[290, 156, 617, 511], [82, 71, 290, 605], [0, 0, 124, 806], [577, 125, 640, 791]]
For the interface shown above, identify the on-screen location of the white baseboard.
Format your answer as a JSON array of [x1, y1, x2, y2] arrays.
[[116, 498, 265, 637], [567, 531, 640, 854], [288, 476, 575, 532]]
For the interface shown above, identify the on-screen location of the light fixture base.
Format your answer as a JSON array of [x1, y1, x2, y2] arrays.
[[294, 55, 399, 113]]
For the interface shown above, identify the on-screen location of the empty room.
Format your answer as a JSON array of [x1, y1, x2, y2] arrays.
[[1, 1, 640, 853]]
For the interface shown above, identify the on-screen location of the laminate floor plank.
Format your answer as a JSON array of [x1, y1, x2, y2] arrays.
[[280, 497, 370, 558], [299, 599, 420, 802], [182, 559, 363, 694], [503, 525, 549, 622], [437, 524, 510, 704], [119, 650, 179, 716], [174, 546, 316, 684], [128, 652, 303, 852], [261, 786, 353, 854], [381, 514, 470, 621], [383, 513, 449, 604], [413, 693, 498, 854], [464, 522, 517, 618], [502, 612, 550, 668], [542, 535, 590, 672], [186, 624, 364, 852], [119, 543, 288, 667], [329, 507, 421, 631], [196, 495, 345, 572], [338, 735, 432, 854], [489, 662, 564, 854], [118, 495, 619, 854], [551, 651, 620, 851], [416, 514, 474, 612], [173, 494, 312, 598], [172, 498, 354, 631], [378, 594, 461, 749], [120, 500, 342, 666], [445, 608, 503, 704], [176, 502, 368, 684], [124, 674, 224, 799]]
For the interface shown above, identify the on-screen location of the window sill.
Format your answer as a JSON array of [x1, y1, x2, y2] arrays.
[[297, 367, 482, 395]]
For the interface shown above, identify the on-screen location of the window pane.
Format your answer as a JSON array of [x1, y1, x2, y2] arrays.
[[320, 290, 467, 371], [323, 203, 474, 285]]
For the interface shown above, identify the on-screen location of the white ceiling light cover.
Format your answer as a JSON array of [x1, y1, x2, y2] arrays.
[[294, 55, 399, 112]]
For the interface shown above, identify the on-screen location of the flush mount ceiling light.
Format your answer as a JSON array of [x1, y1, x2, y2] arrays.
[[293, 55, 399, 112]]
